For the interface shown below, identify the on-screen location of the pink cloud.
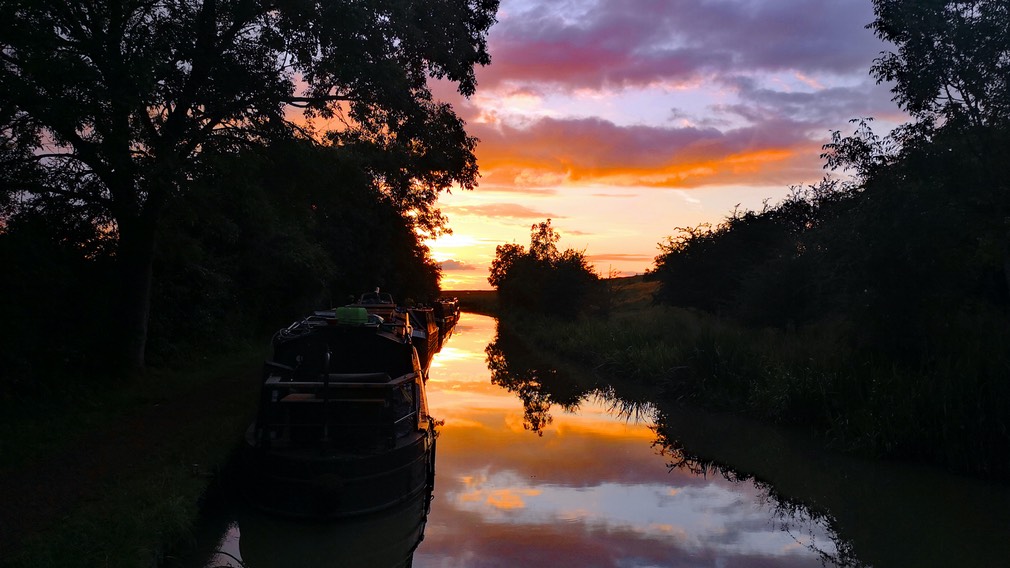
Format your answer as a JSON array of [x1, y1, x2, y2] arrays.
[[440, 259, 479, 271], [478, 0, 885, 92], [422, 0, 905, 195]]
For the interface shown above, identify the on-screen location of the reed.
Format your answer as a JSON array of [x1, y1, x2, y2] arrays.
[[501, 296, 1010, 478]]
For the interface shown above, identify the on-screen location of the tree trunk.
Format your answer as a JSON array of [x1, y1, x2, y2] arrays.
[[116, 216, 157, 374], [1004, 232, 1010, 305]]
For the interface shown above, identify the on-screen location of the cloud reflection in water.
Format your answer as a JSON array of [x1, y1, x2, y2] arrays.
[[415, 313, 840, 567]]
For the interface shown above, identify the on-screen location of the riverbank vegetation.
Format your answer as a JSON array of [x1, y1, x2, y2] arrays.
[[489, 219, 602, 317], [455, 289, 499, 316], [500, 277, 1010, 478], [0, 349, 264, 568], [0, 0, 498, 375], [0, 1, 499, 564], [492, 1, 1010, 479]]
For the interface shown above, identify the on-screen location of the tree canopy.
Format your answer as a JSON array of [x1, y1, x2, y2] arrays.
[[648, 0, 1010, 475], [0, 0, 499, 369], [489, 219, 600, 317], [869, 0, 1010, 129]]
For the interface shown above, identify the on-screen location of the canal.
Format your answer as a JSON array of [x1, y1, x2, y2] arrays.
[[180, 312, 1010, 567]]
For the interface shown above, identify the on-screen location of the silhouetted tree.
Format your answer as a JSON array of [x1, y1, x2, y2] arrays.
[[485, 326, 591, 435], [0, 0, 498, 370], [147, 139, 444, 364], [651, 181, 862, 326], [868, 0, 1010, 299], [489, 220, 600, 316], [869, 0, 1010, 129]]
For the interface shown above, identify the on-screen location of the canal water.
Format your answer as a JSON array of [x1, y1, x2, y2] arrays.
[[182, 312, 1010, 567]]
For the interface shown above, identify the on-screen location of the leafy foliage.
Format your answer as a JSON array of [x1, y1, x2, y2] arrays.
[[647, 0, 1010, 475], [488, 219, 601, 317], [0, 0, 498, 369], [150, 139, 444, 364], [1, 138, 445, 389], [869, 0, 1010, 129], [651, 180, 861, 326]]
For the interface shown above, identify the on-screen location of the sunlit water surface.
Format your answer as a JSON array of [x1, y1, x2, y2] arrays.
[[187, 312, 1010, 568], [413, 314, 837, 568]]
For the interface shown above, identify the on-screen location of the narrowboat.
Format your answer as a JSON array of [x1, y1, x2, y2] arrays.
[[407, 306, 440, 373], [243, 306, 436, 519], [433, 297, 460, 347]]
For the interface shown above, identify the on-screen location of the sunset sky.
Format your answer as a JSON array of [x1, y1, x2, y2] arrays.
[[426, 0, 906, 290]]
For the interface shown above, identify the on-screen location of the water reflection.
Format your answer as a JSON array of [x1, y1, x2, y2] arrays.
[[421, 314, 1010, 568], [486, 337, 557, 435], [212, 484, 431, 568], [416, 314, 848, 567], [184, 452, 434, 568], [183, 312, 1010, 567]]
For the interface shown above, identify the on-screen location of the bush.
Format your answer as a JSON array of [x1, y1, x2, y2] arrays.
[[489, 220, 601, 317]]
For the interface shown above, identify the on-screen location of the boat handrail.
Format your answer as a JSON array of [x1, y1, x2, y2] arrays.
[[263, 373, 416, 389], [326, 372, 391, 383], [264, 360, 295, 372], [392, 410, 418, 426]]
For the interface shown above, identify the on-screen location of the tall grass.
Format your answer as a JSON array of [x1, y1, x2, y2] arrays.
[[1, 347, 264, 568], [502, 282, 1010, 478]]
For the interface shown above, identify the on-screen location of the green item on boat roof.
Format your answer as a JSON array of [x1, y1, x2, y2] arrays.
[[335, 306, 369, 324]]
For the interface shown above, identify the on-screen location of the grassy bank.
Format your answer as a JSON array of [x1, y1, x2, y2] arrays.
[[0, 346, 266, 568], [499, 276, 1010, 479], [451, 289, 498, 316]]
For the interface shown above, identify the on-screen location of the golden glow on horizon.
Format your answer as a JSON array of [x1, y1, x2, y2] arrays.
[[476, 146, 799, 188], [427, 130, 810, 292], [427, 315, 660, 450]]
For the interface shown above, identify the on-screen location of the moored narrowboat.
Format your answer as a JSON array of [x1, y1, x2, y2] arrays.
[[243, 306, 435, 519], [408, 306, 440, 373]]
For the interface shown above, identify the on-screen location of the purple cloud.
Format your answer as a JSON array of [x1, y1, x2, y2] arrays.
[[448, 202, 562, 219], [480, 0, 887, 91], [440, 259, 479, 271]]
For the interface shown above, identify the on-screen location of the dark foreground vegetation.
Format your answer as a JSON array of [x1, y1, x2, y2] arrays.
[[455, 289, 500, 316], [491, 1, 1010, 479], [0, 0, 498, 565], [1, 139, 447, 389], [1, 0, 498, 376], [489, 219, 602, 316]]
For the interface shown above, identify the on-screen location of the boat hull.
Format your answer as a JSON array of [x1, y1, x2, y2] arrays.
[[236, 478, 433, 568], [242, 422, 435, 519]]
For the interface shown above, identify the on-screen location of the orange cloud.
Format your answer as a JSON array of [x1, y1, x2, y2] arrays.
[[486, 488, 542, 510], [470, 117, 823, 191]]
